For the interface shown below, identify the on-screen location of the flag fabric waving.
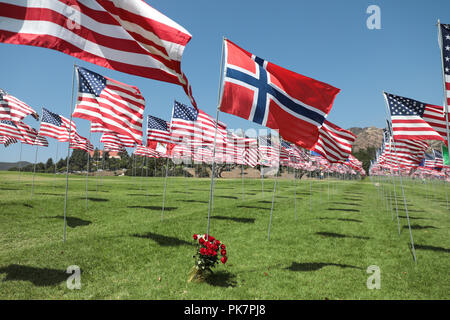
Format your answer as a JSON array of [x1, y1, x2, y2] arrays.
[[0, 135, 17, 147], [0, 120, 38, 144], [219, 39, 340, 149], [70, 132, 93, 152], [439, 23, 450, 107], [0, 0, 197, 107], [32, 135, 49, 147], [384, 92, 447, 143], [39, 108, 76, 142], [147, 115, 172, 145], [312, 120, 356, 163], [0, 89, 38, 122], [73, 66, 145, 145], [100, 132, 135, 148]]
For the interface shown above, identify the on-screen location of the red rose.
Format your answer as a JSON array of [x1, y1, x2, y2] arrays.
[[213, 245, 218, 251], [193, 234, 198, 240], [199, 238, 205, 245], [207, 235, 215, 241], [221, 250, 227, 256], [200, 248, 206, 255], [221, 244, 226, 250], [221, 256, 227, 264], [212, 251, 217, 256], [215, 240, 221, 246]]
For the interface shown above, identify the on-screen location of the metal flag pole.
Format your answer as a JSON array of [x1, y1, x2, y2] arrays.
[[388, 136, 401, 234], [85, 123, 92, 210], [31, 107, 44, 201], [18, 142, 23, 183], [384, 92, 417, 262], [294, 167, 298, 221], [437, 20, 450, 210], [267, 133, 281, 240], [54, 141, 59, 189], [206, 36, 226, 238], [161, 154, 170, 223], [63, 64, 76, 242]]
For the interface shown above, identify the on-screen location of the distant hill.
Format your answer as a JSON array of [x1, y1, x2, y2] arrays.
[[0, 161, 31, 171]]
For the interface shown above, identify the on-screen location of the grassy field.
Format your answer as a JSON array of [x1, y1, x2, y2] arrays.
[[0, 170, 449, 299]]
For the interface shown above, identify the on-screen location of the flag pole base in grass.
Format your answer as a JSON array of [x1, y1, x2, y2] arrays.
[[188, 266, 212, 283]]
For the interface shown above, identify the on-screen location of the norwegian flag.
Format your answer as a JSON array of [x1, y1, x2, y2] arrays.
[[0, 89, 39, 122], [39, 108, 76, 142], [385, 92, 446, 143], [0, 120, 37, 144], [0, 135, 17, 147], [73, 66, 145, 145], [147, 115, 172, 145], [312, 120, 356, 163], [170, 101, 227, 146], [219, 39, 340, 150], [0, 0, 197, 107]]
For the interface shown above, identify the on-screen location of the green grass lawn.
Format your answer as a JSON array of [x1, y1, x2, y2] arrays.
[[0, 171, 449, 299]]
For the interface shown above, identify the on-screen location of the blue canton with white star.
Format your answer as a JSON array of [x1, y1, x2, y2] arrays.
[[385, 93, 426, 117], [148, 115, 169, 132], [173, 100, 198, 121], [77, 67, 107, 97], [42, 108, 62, 126], [441, 24, 450, 76]]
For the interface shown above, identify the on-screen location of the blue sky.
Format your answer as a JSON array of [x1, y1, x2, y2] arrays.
[[1, 0, 450, 163]]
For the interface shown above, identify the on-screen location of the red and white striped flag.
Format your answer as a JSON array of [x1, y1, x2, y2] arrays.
[[0, 89, 38, 122], [312, 120, 356, 163], [0, 120, 38, 144], [100, 132, 135, 148], [39, 108, 76, 142], [0, 135, 17, 147], [0, 0, 197, 107], [134, 145, 160, 158], [32, 135, 49, 147], [70, 132, 93, 152], [73, 66, 145, 145]]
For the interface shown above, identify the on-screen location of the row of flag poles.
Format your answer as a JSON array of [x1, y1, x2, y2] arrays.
[[0, 1, 448, 263], [368, 21, 450, 263]]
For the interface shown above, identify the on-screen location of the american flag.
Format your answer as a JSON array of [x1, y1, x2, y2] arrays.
[[170, 101, 227, 146], [39, 108, 76, 142], [380, 138, 428, 169], [100, 132, 135, 148], [0, 0, 197, 107], [32, 135, 49, 147], [0, 89, 38, 122], [312, 120, 356, 163], [0, 120, 37, 144], [103, 142, 126, 153], [73, 66, 145, 145], [384, 92, 446, 143], [439, 23, 450, 108], [0, 135, 17, 147], [70, 132, 93, 152], [147, 115, 172, 145], [134, 145, 160, 158], [258, 135, 280, 167]]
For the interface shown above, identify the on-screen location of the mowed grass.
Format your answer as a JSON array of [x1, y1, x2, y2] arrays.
[[0, 170, 449, 300]]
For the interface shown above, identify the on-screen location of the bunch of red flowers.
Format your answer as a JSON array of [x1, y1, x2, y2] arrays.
[[193, 234, 227, 271]]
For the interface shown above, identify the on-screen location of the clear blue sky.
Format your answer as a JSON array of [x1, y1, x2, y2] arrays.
[[1, 0, 450, 163]]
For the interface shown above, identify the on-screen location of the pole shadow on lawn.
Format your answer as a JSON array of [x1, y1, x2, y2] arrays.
[[315, 232, 370, 240], [327, 208, 361, 213], [0, 264, 71, 286], [178, 200, 208, 204], [127, 205, 178, 211], [402, 225, 438, 230], [46, 216, 92, 228], [132, 232, 193, 246], [237, 205, 270, 211], [206, 216, 255, 224], [205, 271, 238, 287], [317, 217, 362, 223], [77, 197, 109, 202], [127, 194, 161, 197], [286, 262, 361, 272], [414, 244, 450, 253]]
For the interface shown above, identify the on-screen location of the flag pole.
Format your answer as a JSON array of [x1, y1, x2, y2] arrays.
[[31, 107, 44, 201], [18, 142, 23, 183], [206, 36, 226, 238], [437, 20, 450, 210], [384, 92, 417, 262], [85, 123, 92, 210], [294, 167, 298, 221], [161, 154, 170, 223], [54, 140, 58, 189], [63, 64, 76, 242], [267, 133, 281, 240]]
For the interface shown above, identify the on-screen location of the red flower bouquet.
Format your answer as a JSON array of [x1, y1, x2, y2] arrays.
[[188, 234, 227, 282]]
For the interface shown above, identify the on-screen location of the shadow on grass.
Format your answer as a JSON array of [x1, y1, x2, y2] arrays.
[[78, 197, 109, 202], [0, 264, 69, 286], [179, 200, 208, 204], [237, 205, 270, 211], [208, 216, 255, 224], [316, 232, 370, 240], [403, 225, 438, 230], [415, 244, 450, 253], [331, 202, 360, 207], [318, 217, 362, 223], [36, 193, 63, 196], [48, 216, 92, 228], [132, 232, 192, 246], [206, 271, 237, 287], [23, 204, 33, 208], [215, 195, 238, 200], [399, 215, 433, 220], [286, 262, 361, 272], [127, 206, 177, 211], [0, 187, 20, 191], [127, 193, 161, 197], [327, 208, 360, 213]]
